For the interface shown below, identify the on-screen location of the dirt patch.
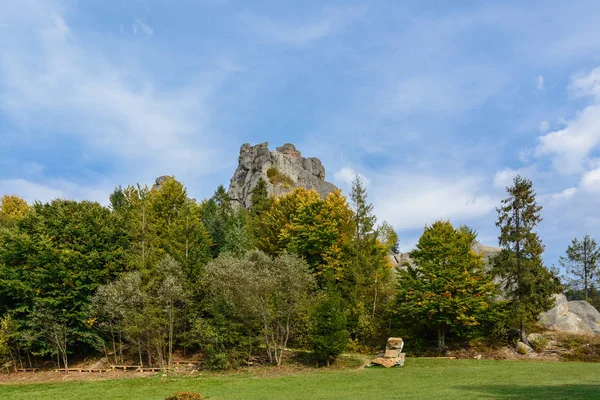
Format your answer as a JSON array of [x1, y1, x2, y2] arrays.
[[0, 353, 369, 385]]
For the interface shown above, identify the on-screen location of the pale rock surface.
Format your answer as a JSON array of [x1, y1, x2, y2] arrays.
[[567, 300, 600, 334], [516, 342, 534, 354], [539, 294, 595, 335], [228, 142, 337, 208]]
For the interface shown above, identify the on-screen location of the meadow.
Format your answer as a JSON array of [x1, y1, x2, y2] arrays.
[[2, 359, 600, 400]]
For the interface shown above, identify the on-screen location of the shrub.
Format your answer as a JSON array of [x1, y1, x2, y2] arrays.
[[165, 392, 204, 400], [529, 335, 548, 352], [267, 167, 294, 188]]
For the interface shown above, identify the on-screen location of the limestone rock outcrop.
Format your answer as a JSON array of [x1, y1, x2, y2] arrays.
[[539, 294, 600, 335], [228, 142, 338, 208]]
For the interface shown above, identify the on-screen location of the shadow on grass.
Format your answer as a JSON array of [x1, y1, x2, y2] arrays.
[[459, 384, 600, 399]]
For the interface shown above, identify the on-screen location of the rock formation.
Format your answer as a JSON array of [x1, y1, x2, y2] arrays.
[[228, 142, 338, 208], [371, 337, 405, 368], [539, 294, 600, 335]]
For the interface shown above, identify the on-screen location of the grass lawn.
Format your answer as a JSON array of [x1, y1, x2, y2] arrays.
[[2, 359, 600, 400]]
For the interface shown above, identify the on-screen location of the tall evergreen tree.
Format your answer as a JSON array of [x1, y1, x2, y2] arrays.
[[347, 175, 393, 343], [249, 177, 269, 217], [350, 175, 375, 240], [560, 235, 599, 302], [492, 175, 561, 344]]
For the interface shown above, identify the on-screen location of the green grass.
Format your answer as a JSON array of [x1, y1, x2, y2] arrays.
[[2, 359, 600, 400]]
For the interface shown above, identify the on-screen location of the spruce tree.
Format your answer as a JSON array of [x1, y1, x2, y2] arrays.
[[347, 175, 392, 343], [309, 290, 348, 366], [249, 177, 269, 217], [560, 235, 599, 302], [492, 175, 561, 344]]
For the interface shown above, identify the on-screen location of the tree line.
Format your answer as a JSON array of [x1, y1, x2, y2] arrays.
[[0, 173, 590, 369]]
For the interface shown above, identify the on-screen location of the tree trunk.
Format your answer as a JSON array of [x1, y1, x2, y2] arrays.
[[437, 323, 446, 353], [520, 320, 528, 344]]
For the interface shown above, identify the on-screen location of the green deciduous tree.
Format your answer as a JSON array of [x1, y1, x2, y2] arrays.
[[0, 199, 129, 361], [560, 235, 599, 302], [396, 221, 496, 352], [205, 250, 316, 365], [0, 195, 29, 228], [255, 188, 354, 283], [492, 175, 561, 344]]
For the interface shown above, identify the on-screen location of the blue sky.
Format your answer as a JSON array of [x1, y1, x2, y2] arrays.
[[1, 0, 600, 268]]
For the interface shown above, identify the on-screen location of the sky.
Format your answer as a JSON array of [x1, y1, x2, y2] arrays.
[[1, 0, 600, 269]]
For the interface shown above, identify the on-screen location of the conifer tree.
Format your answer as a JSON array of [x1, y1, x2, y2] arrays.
[[249, 177, 269, 217], [347, 175, 392, 343], [560, 235, 599, 302], [492, 175, 561, 344]]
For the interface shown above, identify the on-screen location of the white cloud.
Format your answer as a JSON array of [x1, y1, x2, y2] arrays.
[[132, 18, 153, 37], [580, 168, 600, 192], [371, 172, 497, 231], [0, 179, 64, 203], [492, 166, 537, 189], [570, 67, 600, 99], [539, 120, 550, 132], [536, 74, 545, 90], [0, 1, 233, 199], [0, 178, 110, 204], [551, 187, 577, 201], [241, 6, 365, 46], [536, 68, 600, 174], [333, 167, 370, 186]]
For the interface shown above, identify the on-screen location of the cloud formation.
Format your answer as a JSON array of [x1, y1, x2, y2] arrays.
[[240, 6, 365, 45], [536, 68, 600, 174], [132, 18, 154, 37]]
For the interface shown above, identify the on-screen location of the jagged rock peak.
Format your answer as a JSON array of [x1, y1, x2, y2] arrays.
[[228, 142, 338, 208]]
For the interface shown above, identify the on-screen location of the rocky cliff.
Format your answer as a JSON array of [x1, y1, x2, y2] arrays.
[[228, 142, 338, 208]]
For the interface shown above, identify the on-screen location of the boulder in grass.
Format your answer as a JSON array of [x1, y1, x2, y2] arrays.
[[372, 354, 406, 368], [370, 337, 406, 368]]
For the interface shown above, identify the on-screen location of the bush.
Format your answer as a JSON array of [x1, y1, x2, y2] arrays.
[[165, 392, 204, 400], [529, 335, 548, 352], [266, 167, 294, 188]]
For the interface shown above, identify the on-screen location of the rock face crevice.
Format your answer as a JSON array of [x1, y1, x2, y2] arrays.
[[228, 142, 338, 208]]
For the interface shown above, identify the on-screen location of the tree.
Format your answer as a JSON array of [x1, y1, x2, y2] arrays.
[[221, 209, 254, 255], [377, 221, 399, 254], [492, 175, 561, 344], [205, 250, 316, 365], [346, 176, 394, 344], [254, 188, 354, 282], [0, 199, 130, 357], [249, 178, 269, 217], [152, 255, 189, 367], [349, 176, 375, 241], [0, 195, 29, 228], [201, 185, 234, 257], [560, 235, 599, 302], [309, 291, 348, 366], [396, 221, 496, 352]]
